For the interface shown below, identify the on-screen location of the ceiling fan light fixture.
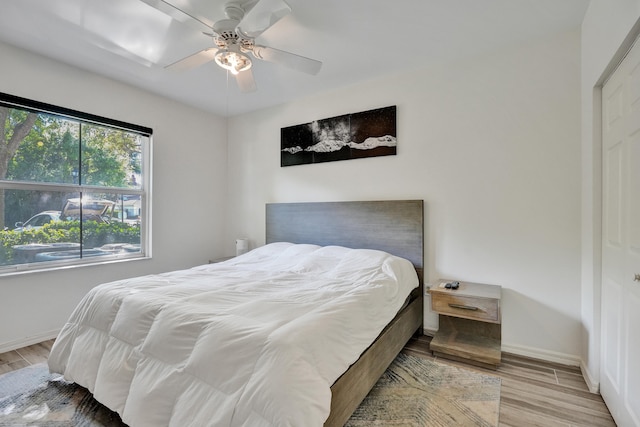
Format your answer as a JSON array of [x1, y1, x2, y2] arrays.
[[214, 49, 252, 75]]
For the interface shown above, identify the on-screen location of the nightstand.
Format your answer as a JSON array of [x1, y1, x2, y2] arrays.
[[428, 280, 502, 369]]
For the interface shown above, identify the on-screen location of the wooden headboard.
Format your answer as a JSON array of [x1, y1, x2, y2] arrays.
[[265, 200, 424, 284]]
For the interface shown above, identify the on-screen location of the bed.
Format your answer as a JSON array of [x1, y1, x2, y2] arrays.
[[48, 200, 424, 427]]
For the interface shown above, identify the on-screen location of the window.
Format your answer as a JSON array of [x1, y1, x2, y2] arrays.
[[0, 93, 151, 274]]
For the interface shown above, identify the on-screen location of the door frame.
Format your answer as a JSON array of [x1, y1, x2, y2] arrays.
[[592, 15, 640, 396]]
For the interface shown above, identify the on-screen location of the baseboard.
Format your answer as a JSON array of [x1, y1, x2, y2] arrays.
[[422, 328, 436, 337], [0, 329, 59, 354], [580, 360, 600, 393], [501, 342, 581, 367], [503, 343, 600, 394]]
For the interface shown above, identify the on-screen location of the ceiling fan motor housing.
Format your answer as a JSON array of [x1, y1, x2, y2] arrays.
[[212, 18, 241, 46]]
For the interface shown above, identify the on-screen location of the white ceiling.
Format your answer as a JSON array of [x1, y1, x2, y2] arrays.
[[0, 0, 589, 117]]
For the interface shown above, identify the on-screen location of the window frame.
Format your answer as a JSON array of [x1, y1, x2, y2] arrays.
[[0, 92, 152, 275]]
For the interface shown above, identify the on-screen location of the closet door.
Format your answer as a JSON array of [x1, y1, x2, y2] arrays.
[[601, 36, 640, 427]]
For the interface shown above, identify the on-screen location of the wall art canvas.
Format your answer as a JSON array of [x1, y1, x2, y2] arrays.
[[280, 105, 396, 167]]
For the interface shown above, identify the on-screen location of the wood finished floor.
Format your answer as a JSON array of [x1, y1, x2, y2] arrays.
[[0, 335, 616, 426]]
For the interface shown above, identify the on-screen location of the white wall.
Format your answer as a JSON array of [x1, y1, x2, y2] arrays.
[[0, 41, 228, 352], [580, 0, 640, 390], [226, 30, 583, 363]]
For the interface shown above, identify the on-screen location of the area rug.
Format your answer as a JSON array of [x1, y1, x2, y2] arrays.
[[0, 353, 500, 426], [345, 352, 501, 426]]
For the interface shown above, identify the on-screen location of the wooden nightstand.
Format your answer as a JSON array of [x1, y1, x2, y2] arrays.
[[428, 280, 502, 369]]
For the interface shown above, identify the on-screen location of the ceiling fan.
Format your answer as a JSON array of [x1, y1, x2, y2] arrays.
[[154, 0, 322, 93]]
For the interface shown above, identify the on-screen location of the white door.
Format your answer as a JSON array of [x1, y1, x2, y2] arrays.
[[602, 36, 640, 427]]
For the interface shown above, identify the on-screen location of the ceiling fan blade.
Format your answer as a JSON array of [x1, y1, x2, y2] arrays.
[[165, 47, 217, 71], [236, 0, 291, 39], [252, 45, 322, 75], [236, 68, 258, 93], [137, 0, 212, 32]]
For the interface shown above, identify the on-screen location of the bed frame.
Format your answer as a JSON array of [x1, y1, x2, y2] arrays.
[[265, 200, 424, 427]]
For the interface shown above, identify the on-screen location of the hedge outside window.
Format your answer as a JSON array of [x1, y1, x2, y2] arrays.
[[0, 93, 151, 273]]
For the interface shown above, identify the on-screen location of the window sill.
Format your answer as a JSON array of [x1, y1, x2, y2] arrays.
[[0, 253, 151, 278]]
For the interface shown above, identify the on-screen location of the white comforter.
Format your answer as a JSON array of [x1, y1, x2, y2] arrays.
[[48, 242, 418, 427]]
